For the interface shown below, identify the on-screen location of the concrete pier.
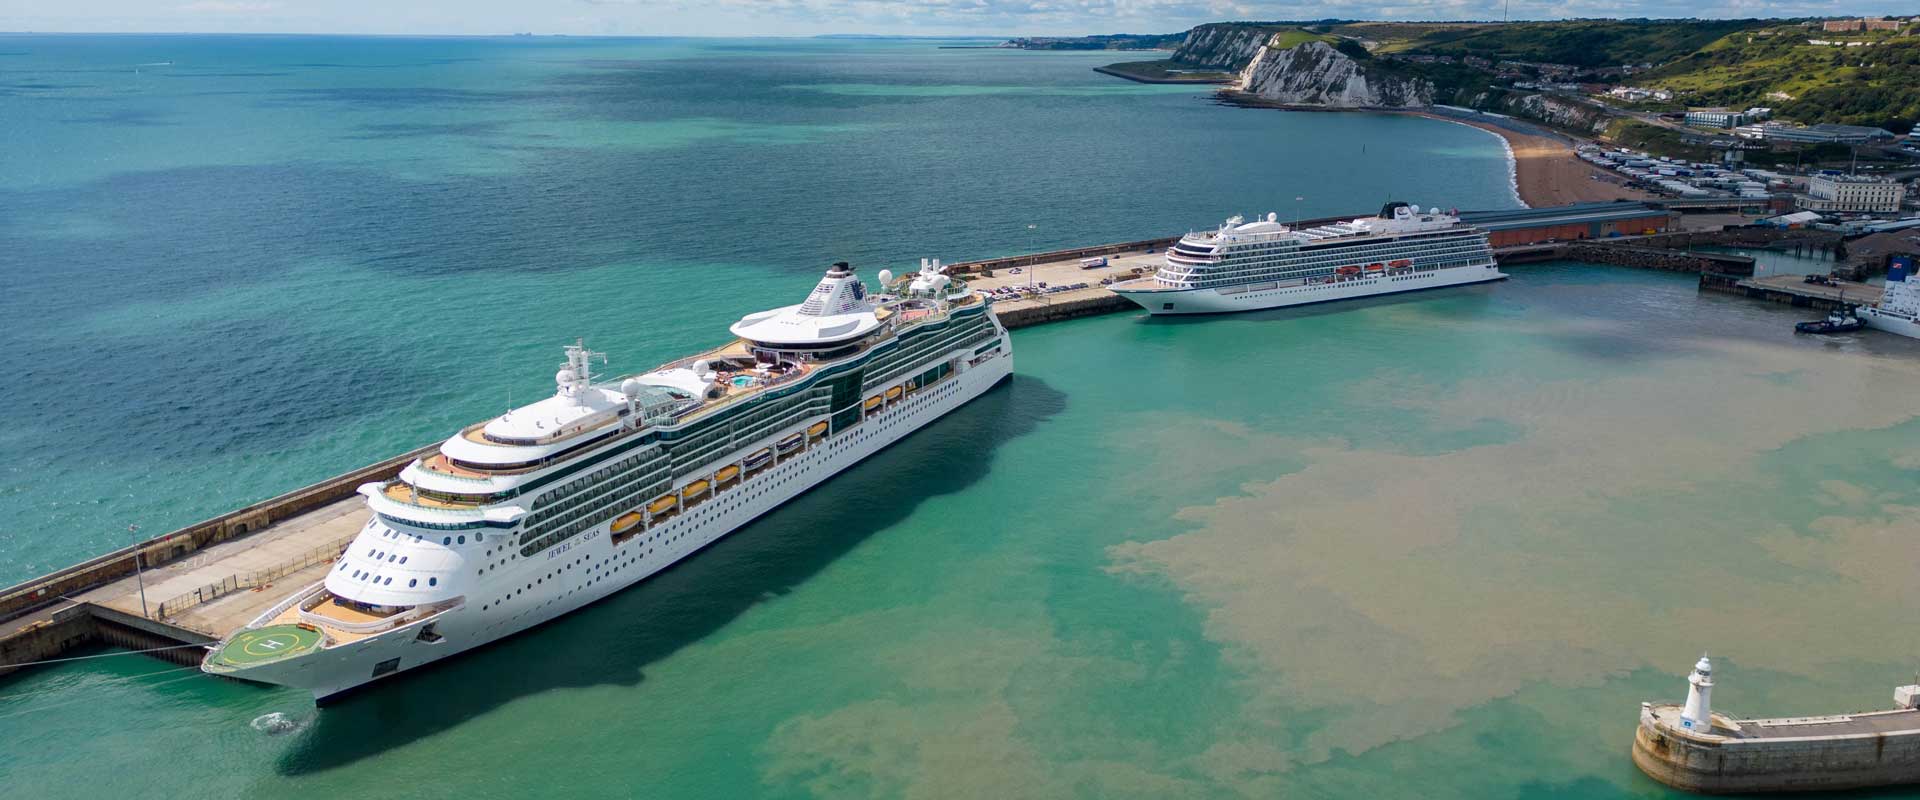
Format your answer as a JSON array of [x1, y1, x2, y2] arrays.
[[1634, 691, 1920, 793], [1698, 273, 1883, 312]]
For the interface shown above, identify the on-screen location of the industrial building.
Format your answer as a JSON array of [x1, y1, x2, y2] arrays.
[[1460, 202, 1677, 247]]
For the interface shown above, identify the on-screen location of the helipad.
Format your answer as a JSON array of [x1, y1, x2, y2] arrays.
[[205, 624, 323, 671]]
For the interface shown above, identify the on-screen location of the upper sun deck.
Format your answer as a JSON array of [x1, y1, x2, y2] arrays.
[[1182, 201, 1472, 253], [391, 261, 981, 496]]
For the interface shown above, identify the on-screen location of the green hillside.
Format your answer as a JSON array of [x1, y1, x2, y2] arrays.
[[1640, 27, 1920, 129], [1390, 19, 1774, 66]]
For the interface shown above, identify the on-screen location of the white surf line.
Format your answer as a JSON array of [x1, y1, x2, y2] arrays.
[[1422, 113, 1528, 209]]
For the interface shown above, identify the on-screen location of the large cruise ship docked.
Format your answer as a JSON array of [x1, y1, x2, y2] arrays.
[[1111, 201, 1504, 315], [203, 261, 1012, 701]]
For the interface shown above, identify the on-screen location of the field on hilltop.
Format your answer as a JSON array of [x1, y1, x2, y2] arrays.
[[1386, 19, 1775, 66], [1640, 25, 1920, 128]]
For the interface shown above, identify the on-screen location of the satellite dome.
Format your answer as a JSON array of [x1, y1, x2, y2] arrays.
[[556, 368, 576, 385], [877, 269, 894, 286], [621, 378, 644, 398]]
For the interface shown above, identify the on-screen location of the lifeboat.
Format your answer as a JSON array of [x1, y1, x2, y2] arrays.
[[885, 386, 903, 401], [1390, 259, 1413, 268], [681, 480, 709, 500], [744, 448, 773, 469], [777, 433, 805, 453], [715, 465, 741, 483], [1365, 262, 1385, 272], [807, 421, 829, 439], [864, 396, 883, 411], [648, 494, 678, 515], [1336, 265, 1361, 275], [611, 511, 644, 534]]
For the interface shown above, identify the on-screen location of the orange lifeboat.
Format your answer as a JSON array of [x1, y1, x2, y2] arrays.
[[1365, 262, 1385, 272], [611, 511, 644, 534], [1390, 259, 1413, 268], [1336, 265, 1361, 276]]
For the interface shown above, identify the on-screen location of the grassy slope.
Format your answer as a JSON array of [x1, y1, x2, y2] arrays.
[[1390, 19, 1773, 67], [1640, 27, 1920, 129]]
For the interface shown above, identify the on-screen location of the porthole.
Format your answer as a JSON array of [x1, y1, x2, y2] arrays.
[[429, 577, 438, 586]]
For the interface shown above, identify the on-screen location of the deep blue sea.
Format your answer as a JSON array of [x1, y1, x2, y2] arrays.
[[20, 36, 1920, 800]]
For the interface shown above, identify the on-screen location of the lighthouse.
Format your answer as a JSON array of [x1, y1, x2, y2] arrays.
[[1680, 654, 1714, 733]]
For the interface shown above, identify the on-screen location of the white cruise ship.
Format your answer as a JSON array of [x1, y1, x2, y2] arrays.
[[204, 261, 1012, 701], [1111, 201, 1504, 315], [1859, 256, 1920, 339]]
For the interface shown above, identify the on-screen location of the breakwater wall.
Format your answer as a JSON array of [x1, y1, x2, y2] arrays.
[[1634, 700, 1920, 793], [1560, 242, 1755, 275], [0, 443, 435, 625], [997, 293, 1133, 329]]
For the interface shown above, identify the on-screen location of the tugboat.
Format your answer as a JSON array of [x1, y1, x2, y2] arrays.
[[1795, 304, 1864, 334]]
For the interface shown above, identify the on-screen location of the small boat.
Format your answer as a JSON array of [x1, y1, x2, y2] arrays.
[[807, 421, 829, 439], [647, 494, 678, 515], [1795, 306, 1864, 334], [611, 511, 644, 534], [885, 386, 903, 401], [776, 433, 805, 453], [1365, 262, 1385, 272], [1389, 259, 1413, 268], [681, 480, 709, 500], [743, 448, 773, 469], [1336, 265, 1361, 275], [715, 465, 740, 483], [864, 396, 883, 411]]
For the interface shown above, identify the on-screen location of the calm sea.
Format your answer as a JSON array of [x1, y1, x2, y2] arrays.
[[5, 35, 1918, 800]]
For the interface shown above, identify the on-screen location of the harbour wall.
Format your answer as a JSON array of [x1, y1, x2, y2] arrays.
[[0, 443, 435, 624], [1634, 708, 1920, 793], [997, 293, 1134, 329]]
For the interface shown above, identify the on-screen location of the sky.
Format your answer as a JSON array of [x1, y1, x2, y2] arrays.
[[0, 0, 1915, 37]]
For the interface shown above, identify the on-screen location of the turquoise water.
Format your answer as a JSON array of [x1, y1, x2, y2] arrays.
[[9, 36, 1920, 800], [0, 35, 1516, 582]]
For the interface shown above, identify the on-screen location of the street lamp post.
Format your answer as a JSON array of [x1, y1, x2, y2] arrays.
[[1027, 224, 1038, 289], [130, 523, 149, 618]]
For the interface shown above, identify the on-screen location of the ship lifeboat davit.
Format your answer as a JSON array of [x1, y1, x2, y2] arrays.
[[807, 421, 829, 439], [648, 494, 678, 515], [864, 395, 883, 411], [777, 433, 805, 453], [611, 511, 644, 534], [744, 448, 773, 469], [715, 465, 741, 483], [681, 480, 709, 500]]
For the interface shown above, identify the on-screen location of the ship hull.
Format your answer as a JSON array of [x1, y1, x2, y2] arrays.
[[219, 349, 1014, 701], [1113, 263, 1507, 315], [1860, 307, 1920, 339]]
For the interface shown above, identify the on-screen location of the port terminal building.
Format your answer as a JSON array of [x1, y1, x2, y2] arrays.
[[1459, 202, 1678, 247]]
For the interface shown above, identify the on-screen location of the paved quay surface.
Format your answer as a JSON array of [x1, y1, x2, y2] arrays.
[[83, 499, 366, 637], [1741, 274, 1883, 307], [968, 248, 1161, 315]]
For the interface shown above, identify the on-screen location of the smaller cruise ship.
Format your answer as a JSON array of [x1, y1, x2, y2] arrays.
[[1859, 255, 1920, 339], [1110, 201, 1504, 315]]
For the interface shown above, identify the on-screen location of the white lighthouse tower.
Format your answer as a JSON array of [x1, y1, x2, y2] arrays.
[[1680, 654, 1714, 733]]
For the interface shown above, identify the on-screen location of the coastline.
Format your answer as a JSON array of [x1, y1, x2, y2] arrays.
[[1205, 90, 1650, 209], [1407, 109, 1649, 208]]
